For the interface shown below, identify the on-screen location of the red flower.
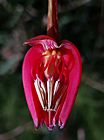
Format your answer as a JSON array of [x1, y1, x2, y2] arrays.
[[22, 35, 82, 130], [22, 0, 82, 130]]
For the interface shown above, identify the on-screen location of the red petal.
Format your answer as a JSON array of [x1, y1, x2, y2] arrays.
[[22, 44, 44, 128], [24, 35, 58, 50], [54, 40, 82, 128]]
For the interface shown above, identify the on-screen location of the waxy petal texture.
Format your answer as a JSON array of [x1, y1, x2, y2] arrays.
[[22, 35, 82, 130]]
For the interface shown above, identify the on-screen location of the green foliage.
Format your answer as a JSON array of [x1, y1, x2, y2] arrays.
[[0, 0, 104, 140]]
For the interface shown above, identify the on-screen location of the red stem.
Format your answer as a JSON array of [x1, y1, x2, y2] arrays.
[[47, 0, 59, 42]]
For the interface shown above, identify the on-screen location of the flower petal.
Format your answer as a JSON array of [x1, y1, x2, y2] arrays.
[[22, 44, 44, 128], [53, 40, 82, 128], [24, 35, 58, 50]]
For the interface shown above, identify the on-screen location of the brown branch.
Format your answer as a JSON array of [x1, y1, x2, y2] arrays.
[[0, 121, 49, 140], [93, 0, 104, 57], [60, 0, 91, 12], [69, 0, 91, 10], [82, 75, 104, 93], [0, 122, 32, 140]]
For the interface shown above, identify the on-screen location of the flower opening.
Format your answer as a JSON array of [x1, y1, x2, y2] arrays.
[[33, 50, 69, 112]]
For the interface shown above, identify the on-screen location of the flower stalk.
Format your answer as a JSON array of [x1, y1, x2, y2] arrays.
[[47, 0, 58, 41]]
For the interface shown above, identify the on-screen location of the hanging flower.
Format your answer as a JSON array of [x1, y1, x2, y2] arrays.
[[22, 0, 82, 130]]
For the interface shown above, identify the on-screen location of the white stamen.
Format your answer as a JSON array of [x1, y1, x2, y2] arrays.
[[54, 94, 62, 110], [34, 79, 45, 109], [34, 75, 66, 112], [40, 79, 46, 95], [47, 78, 53, 109], [53, 79, 60, 96], [54, 85, 67, 110], [37, 77, 45, 101]]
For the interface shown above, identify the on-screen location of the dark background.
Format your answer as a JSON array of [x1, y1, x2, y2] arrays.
[[0, 0, 104, 140]]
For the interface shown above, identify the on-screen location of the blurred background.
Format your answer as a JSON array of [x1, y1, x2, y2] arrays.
[[0, 0, 104, 140]]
